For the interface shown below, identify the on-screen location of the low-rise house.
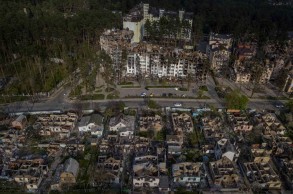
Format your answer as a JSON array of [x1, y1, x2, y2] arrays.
[[261, 113, 286, 137], [119, 128, 134, 137], [172, 162, 203, 189], [138, 114, 163, 132], [36, 113, 78, 139], [78, 114, 104, 137], [201, 115, 224, 141], [214, 138, 240, 162], [251, 143, 272, 157], [109, 114, 135, 132], [96, 156, 121, 185], [78, 116, 91, 132], [209, 156, 243, 191], [278, 159, 293, 190], [166, 135, 183, 146], [133, 176, 160, 188], [243, 157, 282, 190], [11, 115, 27, 130], [171, 113, 193, 135], [228, 112, 253, 132], [10, 158, 48, 192], [60, 158, 79, 185], [65, 140, 85, 156]]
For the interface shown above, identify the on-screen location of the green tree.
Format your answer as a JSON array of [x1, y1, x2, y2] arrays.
[[147, 99, 160, 109], [144, 19, 152, 39], [286, 99, 293, 113], [225, 89, 249, 110]]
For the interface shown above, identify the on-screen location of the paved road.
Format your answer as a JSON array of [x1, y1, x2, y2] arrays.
[[0, 77, 286, 113], [0, 95, 284, 114]]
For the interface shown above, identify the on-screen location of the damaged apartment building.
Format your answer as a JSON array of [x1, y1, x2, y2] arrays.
[[100, 3, 197, 81], [207, 33, 233, 75], [230, 42, 274, 84], [123, 3, 193, 43], [100, 29, 134, 78], [126, 43, 208, 80]]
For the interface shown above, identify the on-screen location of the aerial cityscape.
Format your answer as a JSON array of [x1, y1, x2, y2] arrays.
[[0, 0, 293, 193]]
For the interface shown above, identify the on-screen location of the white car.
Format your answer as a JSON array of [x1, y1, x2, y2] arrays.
[[141, 92, 146, 97], [174, 87, 179, 90], [174, 103, 182, 107], [275, 104, 284, 108]]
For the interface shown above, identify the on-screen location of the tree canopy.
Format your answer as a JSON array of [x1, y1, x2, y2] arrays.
[[0, 0, 121, 95], [225, 90, 249, 110]]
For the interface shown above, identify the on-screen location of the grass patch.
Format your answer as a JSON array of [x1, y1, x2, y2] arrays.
[[124, 95, 198, 99], [124, 108, 137, 116], [179, 87, 188, 91], [105, 87, 115, 92], [107, 93, 118, 99], [118, 81, 133, 85], [121, 85, 141, 88], [267, 96, 288, 100], [195, 95, 210, 99], [80, 94, 105, 100], [199, 85, 208, 91], [0, 96, 30, 104], [145, 85, 176, 89], [69, 85, 82, 97], [147, 99, 161, 109]]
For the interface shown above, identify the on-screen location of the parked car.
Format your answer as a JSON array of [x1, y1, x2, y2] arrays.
[[274, 103, 284, 108], [174, 103, 182, 107]]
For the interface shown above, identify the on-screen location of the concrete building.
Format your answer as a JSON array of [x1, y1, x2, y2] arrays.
[[243, 157, 282, 190], [133, 176, 160, 188], [100, 29, 133, 76], [228, 112, 253, 133], [123, 4, 144, 43], [231, 59, 274, 84], [109, 114, 135, 132], [207, 33, 233, 74], [78, 114, 104, 137], [126, 43, 208, 80], [138, 114, 163, 132], [208, 156, 243, 191], [172, 162, 203, 189], [171, 113, 194, 135]]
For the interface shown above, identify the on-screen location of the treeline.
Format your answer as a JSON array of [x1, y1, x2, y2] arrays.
[[108, 0, 293, 43], [144, 17, 191, 41], [0, 0, 121, 94]]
